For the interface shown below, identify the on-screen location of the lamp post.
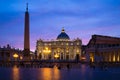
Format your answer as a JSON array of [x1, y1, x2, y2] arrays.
[[13, 53, 19, 61], [54, 54, 59, 59]]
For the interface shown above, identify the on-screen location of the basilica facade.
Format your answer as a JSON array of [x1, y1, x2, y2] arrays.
[[36, 28, 82, 60]]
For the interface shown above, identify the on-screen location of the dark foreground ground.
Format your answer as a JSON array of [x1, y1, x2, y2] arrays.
[[0, 63, 120, 80]]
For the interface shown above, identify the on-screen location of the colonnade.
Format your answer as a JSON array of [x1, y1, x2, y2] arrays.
[[90, 51, 120, 62]]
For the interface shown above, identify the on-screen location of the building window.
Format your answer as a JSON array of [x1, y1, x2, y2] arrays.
[[44, 43, 47, 46], [66, 43, 69, 45], [49, 43, 51, 46], [71, 43, 73, 45], [77, 42, 79, 45], [54, 42, 56, 45]]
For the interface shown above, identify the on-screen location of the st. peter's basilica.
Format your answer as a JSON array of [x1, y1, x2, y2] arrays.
[[36, 28, 82, 60]]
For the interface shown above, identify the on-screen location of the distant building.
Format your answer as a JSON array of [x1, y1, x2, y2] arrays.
[[0, 44, 23, 62], [86, 35, 120, 62], [36, 28, 82, 60]]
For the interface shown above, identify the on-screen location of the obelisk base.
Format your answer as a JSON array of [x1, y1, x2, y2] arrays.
[[23, 49, 31, 61]]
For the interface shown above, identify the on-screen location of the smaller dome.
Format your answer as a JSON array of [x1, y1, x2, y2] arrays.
[[57, 28, 70, 40]]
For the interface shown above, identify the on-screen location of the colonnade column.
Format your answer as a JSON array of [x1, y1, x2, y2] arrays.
[[119, 51, 120, 62], [117, 51, 120, 62], [63, 52, 65, 60], [115, 52, 117, 62], [51, 49, 54, 60], [109, 53, 111, 62]]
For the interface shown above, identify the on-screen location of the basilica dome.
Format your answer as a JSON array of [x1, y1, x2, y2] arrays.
[[57, 28, 70, 40]]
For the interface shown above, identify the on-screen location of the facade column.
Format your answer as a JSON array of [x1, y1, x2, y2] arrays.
[[105, 52, 107, 62], [115, 51, 117, 62], [101, 52, 103, 62], [109, 53, 111, 62], [108, 52, 109, 62], [113, 52, 115, 62], [104, 52, 107, 62], [73, 49, 75, 59], [112, 52, 114, 62], [102, 52, 104, 62], [111, 52, 113, 62], [118, 51, 120, 62], [59, 52, 61, 60], [116, 51, 119, 62], [68, 48, 70, 60], [117, 52, 119, 62], [99, 52, 101, 62], [63, 48, 65, 60], [105, 53, 107, 62], [107, 52, 109, 62], [51, 49, 54, 60], [41, 51, 43, 60], [42, 52, 44, 60]]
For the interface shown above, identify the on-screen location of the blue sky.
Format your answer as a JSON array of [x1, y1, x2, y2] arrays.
[[0, 0, 120, 51]]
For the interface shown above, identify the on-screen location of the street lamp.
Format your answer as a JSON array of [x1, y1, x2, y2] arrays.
[[54, 54, 59, 59], [13, 53, 19, 61]]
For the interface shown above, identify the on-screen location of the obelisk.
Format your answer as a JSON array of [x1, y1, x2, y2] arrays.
[[24, 3, 30, 60]]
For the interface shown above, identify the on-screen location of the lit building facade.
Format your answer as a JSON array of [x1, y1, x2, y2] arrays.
[[0, 44, 23, 62], [36, 28, 82, 60], [0, 44, 35, 62], [86, 35, 120, 62]]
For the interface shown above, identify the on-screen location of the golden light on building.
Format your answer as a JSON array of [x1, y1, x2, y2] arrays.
[[90, 53, 94, 62], [90, 57, 94, 62], [117, 55, 119, 62], [77, 49, 79, 53], [13, 53, 19, 58], [43, 47, 51, 54], [54, 54, 59, 59], [113, 54, 115, 62], [66, 50, 68, 53], [20, 56, 23, 60]]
